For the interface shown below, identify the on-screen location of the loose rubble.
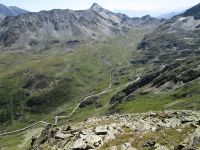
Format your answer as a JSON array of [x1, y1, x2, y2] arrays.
[[30, 110, 200, 150]]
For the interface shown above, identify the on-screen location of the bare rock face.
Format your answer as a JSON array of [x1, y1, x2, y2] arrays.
[[0, 3, 160, 50], [30, 111, 200, 150], [137, 3, 200, 62], [30, 124, 125, 149]]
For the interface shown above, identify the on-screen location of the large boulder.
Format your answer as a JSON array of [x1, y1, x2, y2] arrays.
[[165, 118, 181, 129], [55, 131, 71, 140]]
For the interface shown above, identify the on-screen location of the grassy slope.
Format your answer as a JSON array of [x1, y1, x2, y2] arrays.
[[115, 79, 200, 114], [0, 30, 145, 131]]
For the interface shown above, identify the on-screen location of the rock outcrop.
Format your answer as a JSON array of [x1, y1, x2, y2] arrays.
[[30, 110, 200, 150]]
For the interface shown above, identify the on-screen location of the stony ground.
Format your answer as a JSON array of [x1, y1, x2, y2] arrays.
[[30, 110, 200, 150]]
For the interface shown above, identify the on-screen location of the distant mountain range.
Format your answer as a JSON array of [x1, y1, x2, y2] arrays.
[[0, 3, 29, 22], [157, 11, 184, 19], [0, 4, 29, 16], [0, 3, 160, 50]]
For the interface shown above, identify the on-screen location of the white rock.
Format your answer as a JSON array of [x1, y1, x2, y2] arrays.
[[165, 118, 181, 129], [143, 123, 151, 131], [55, 131, 71, 139], [110, 123, 117, 129], [72, 138, 87, 149], [94, 126, 108, 135], [151, 126, 158, 132], [155, 143, 169, 150], [176, 129, 182, 132]]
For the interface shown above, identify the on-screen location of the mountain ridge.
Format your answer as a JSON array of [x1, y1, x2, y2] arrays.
[[183, 3, 200, 19], [0, 3, 160, 50], [110, 3, 200, 105]]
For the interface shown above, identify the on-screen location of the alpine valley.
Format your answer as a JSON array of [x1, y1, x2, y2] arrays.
[[0, 3, 199, 150]]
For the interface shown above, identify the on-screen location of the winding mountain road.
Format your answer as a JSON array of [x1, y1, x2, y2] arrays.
[[0, 59, 139, 136], [0, 69, 114, 136]]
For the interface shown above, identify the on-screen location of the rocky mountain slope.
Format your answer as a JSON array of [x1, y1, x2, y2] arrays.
[[110, 3, 200, 105], [0, 3, 160, 50], [30, 111, 200, 150]]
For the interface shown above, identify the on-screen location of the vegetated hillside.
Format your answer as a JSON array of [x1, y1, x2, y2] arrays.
[[0, 2, 200, 130], [0, 3, 160, 50], [0, 29, 148, 132], [0, 4, 161, 132], [109, 3, 200, 112]]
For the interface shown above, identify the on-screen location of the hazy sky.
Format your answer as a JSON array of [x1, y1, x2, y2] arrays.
[[0, 0, 199, 17]]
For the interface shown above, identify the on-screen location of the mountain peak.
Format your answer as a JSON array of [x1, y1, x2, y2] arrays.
[[141, 15, 152, 20], [90, 3, 104, 11]]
